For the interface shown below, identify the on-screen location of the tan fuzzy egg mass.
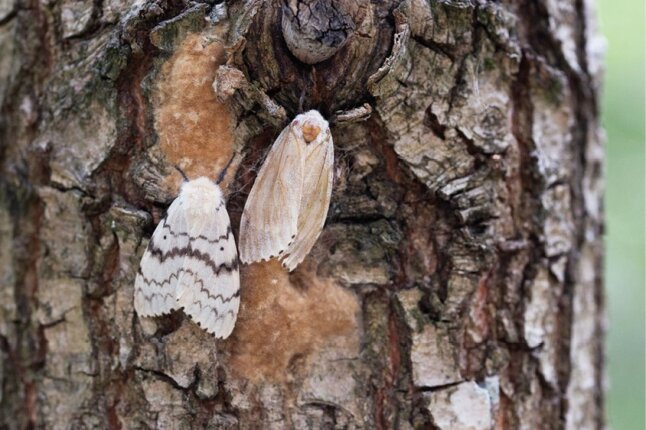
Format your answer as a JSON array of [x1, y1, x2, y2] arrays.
[[154, 33, 235, 184], [229, 260, 360, 382]]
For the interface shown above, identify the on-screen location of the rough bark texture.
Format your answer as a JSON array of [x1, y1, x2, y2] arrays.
[[0, 0, 605, 428]]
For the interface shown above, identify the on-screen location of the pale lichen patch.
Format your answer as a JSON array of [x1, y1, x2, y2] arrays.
[[530, 63, 574, 185], [161, 322, 220, 388], [425, 380, 494, 430], [544, 0, 581, 73], [523, 264, 561, 388], [542, 184, 574, 258], [37, 187, 91, 279], [0, 203, 16, 337], [60, 0, 95, 38], [297, 347, 364, 423], [398, 289, 462, 387], [140, 376, 187, 428], [565, 243, 603, 429], [45, 102, 117, 190], [40, 304, 94, 428]]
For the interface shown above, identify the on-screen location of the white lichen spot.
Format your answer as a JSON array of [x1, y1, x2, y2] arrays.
[[545, 0, 581, 73], [523, 266, 551, 349], [531, 69, 574, 186], [140, 377, 186, 429], [523, 265, 560, 387], [60, 0, 95, 38], [398, 289, 462, 387], [542, 185, 574, 257], [297, 348, 362, 425], [565, 244, 600, 429], [426, 381, 494, 430]]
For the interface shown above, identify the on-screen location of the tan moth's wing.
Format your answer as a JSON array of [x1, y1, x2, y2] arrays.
[[281, 131, 334, 271], [239, 126, 304, 263]]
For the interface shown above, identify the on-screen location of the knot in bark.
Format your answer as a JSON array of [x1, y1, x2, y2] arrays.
[[281, 0, 355, 64]]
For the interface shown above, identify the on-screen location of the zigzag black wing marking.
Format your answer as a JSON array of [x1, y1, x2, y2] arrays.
[[175, 190, 240, 339], [134, 196, 188, 317], [176, 260, 240, 338], [134, 178, 240, 339]]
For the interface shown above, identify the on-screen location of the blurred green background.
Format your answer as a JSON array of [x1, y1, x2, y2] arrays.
[[597, 0, 645, 428]]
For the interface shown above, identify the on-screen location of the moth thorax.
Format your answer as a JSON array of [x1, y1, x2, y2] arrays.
[[302, 122, 321, 143]]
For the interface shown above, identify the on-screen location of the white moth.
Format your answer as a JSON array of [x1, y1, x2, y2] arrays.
[[239, 110, 334, 271], [134, 177, 240, 339]]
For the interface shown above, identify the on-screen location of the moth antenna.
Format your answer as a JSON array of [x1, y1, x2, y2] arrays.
[[298, 86, 306, 113], [216, 153, 237, 185], [174, 165, 189, 182]]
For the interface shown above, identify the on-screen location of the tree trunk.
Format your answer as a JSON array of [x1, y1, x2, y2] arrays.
[[0, 0, 605, 428]]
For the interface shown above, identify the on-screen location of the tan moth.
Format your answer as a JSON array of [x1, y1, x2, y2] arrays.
[[239, 110, 334, 271], [134, 175, 240, 339]]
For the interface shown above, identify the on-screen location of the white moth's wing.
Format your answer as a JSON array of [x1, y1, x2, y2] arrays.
[[239, 126, 304, 263], [172, 178, 240, 339], [281, 130, 334, 271], [134, 198, 189, 317]]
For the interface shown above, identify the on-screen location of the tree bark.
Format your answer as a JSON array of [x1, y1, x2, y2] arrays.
[[0, 0, 605, 428]]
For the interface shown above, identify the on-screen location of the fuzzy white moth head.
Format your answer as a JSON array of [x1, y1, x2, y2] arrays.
[[180, 176, 223, 199], [291, 110, 330, 145], [178, 177, 224, 215]]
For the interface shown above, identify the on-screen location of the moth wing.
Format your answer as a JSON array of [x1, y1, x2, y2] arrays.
[[174, 185, 240, 339], [134, 198, 189, 317], [281, 131, 334, 271], [239, 126, 304, 263]]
